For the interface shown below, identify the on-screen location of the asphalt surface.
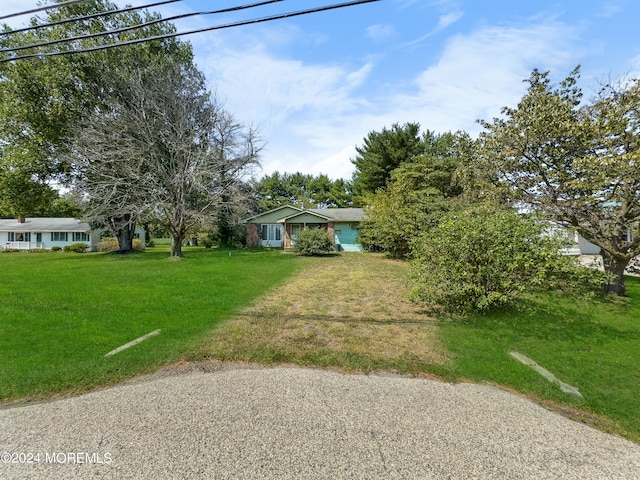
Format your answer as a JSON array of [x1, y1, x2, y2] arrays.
[[1, 366, 639, 479]]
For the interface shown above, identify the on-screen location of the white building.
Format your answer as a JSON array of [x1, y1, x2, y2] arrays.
[[0, 218, 143, 251]]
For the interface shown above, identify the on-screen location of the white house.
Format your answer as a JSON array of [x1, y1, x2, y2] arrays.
[[0, 218, 143, 251]]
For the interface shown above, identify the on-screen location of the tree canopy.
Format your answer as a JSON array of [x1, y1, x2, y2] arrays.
[[251, 171, 354, 212], [68, 57, 259, 257], [0, 0, 190, 220], [358, 130, 467, 257], [474, 67, 640, 295], [351, 122, 422, 199]]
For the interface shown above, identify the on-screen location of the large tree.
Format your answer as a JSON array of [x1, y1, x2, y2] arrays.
[[358, 131, 466, 257], [0, 0, 188, 222], [69, 58, 260, 257], [476, 67, 640, 295], [351, 122, 422, 199]]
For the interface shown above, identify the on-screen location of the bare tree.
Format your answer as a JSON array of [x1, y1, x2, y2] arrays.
[[69, 58, 260, 256]]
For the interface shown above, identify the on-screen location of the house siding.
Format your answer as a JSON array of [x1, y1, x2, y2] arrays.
[[333, 222, 363, 252], [0, 219, 146, 251]]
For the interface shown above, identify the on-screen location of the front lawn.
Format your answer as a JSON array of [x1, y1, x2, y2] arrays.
[[0, 248, 300, 401], [193, 253, 640, 443], [438, 278, 640, 441]]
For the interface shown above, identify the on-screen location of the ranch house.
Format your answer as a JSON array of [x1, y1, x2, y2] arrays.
[[242, 205, 366, 252]]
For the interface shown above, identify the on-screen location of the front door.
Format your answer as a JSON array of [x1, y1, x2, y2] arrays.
[[290, 224, 301, 246]]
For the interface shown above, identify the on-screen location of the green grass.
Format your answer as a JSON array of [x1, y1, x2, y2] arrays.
[[438, 277, 640, 441], [0, 247, 300, 401], [2, 249, 639, 443]]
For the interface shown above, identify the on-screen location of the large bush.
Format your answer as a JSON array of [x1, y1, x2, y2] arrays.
[[295, 228, 334, 256], [63, 243, 89, 253], [97, 237, 144, 252], [410, 206, 606, 312]]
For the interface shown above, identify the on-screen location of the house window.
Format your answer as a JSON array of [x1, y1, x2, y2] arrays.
[[51, 232, 68, 242], [260, 224, 282, 242], [36, 233, 42, 242], [73, 232, 89, 242], [10, 232, 30, 241]]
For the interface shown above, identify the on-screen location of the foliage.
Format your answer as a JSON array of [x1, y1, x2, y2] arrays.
[[252, 171, 354, 212], [97, 237, 144, 252], [0, 164, 56, 218], [295, 228, 334, 256], [63, 243, 89, 253], [68, 58, 260, 257], [198, 232, 216, 249], [36, 193, 83, 218], [50, 246, 62, 252], [410, 206, 607, 312], [473, 67, 640, 295], [351, 122, 423, 198], [0, 0, 187, 218], [439, 276, 640, 442], [358, 131, 468, 257]]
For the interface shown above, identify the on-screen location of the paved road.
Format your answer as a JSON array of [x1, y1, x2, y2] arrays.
[[1, 366, 639, 479]]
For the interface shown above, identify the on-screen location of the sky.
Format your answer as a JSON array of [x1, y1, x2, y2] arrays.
[[3, 0, 640, 180]]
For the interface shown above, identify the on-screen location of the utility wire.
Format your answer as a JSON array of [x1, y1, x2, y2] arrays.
[[0, 0, 92, 21], [1, 0, 284, 53], [0, 0, 381, 63], [0, 0, 183, 37]]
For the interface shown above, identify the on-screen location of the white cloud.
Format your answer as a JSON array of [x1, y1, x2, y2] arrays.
[[437, 9, 464, 30], [366, 24, 397, 42], [193, 16, 589, 180]]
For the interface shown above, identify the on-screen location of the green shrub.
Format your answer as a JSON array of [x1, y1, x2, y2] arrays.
[[64, 243, 89, 253], [410, 206, 607, 313], [97, 237, 144, 252], [51, 246, 62, 252], [295, 228, 334, 256], [198, 232, 215, 249], [97, 237, 118, 252]]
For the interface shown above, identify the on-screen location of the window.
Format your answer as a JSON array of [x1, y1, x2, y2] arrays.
[[51, 232, 68, 242], [73, 232, 89, 242], [10, 232, 30, 241], [260, 224, 282, 243], [36, 233, 42, 242]]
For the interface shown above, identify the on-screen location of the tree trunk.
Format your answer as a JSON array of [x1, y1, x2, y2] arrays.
[[110, 214, 136, 253], [116, 225, 135, 252], [600, 249, 628, 296], [170, 212, 185, 257]]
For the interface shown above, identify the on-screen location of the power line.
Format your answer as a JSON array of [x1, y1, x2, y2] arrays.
[[0, 0, 381, 63], [1, 0, 285, 53], [0, 0, 183, 37], [0, 0, 92, 21]]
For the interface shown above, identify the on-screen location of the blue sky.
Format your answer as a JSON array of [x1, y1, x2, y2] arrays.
[[5, 0, 640, 180]]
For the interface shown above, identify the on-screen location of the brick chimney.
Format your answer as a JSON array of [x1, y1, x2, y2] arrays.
[[17, 216, 26, 223]]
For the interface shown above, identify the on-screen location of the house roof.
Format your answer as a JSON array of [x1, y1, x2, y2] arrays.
[[309, 208, 366, 222], [242, 205, 366, 224], [241, 205, 303, 224], [0, 218, 90, 232]]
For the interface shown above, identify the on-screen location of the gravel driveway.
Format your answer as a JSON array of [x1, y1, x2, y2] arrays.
[[1, 366, 639, 479]]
